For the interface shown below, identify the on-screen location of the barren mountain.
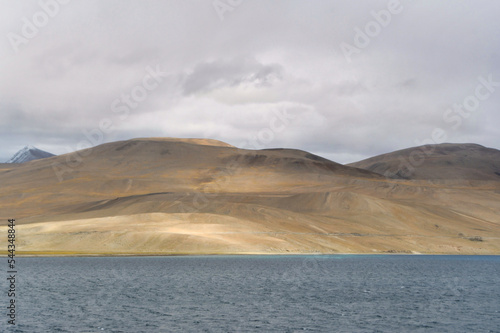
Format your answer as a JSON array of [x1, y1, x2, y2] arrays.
[[1, 138, 499, 255], [348, 143, 500, 181]]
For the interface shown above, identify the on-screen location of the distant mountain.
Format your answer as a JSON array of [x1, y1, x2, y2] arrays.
[[1, 137, 499, 255], [6, 145, 55, 163], [348, 143, 500, 181]]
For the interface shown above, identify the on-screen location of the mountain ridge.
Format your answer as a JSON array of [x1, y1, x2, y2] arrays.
[[1, 138, 499, 256], [348, 143, 500, 181]]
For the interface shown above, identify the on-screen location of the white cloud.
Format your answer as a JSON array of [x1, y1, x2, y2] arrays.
[[1, 0, 499, 163]]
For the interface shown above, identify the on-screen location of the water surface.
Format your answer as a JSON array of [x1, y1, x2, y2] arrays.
[[3, 255, 500, 332]]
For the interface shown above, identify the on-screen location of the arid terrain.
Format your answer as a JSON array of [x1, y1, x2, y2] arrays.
[[1, 138, 499, 255]]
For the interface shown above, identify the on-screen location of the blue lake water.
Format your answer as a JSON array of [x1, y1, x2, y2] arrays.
[[2, 255, 500, 332]]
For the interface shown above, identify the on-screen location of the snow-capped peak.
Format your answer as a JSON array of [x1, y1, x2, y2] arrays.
[[6, 145, 55, 163]]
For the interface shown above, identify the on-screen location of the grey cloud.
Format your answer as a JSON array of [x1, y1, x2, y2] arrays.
[[1, 0, 499, 165], [182, 58, 284, 95], [336, 81, 369, 96], [397, 79, 417, 89]]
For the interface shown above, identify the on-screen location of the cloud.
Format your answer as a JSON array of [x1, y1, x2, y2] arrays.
[[182, 57, 284, 95], [1, 0, 499, 163]]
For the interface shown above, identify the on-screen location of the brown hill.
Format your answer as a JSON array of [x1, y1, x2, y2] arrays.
[[348, 143, 500, 181], [0, 138, 499, 255]]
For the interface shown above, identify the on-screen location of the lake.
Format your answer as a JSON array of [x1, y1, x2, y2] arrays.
[[2, 255, 500, 332]]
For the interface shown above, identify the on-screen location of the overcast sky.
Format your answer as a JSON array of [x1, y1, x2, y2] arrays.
[[1, 0, 499, 163]]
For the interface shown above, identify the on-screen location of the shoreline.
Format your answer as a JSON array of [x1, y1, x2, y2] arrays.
[[5, 251, 500, 258]]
